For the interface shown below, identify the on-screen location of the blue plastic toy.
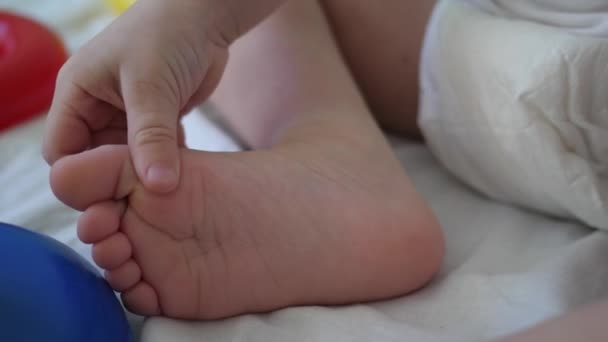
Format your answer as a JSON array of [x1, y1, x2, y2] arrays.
[[0, 222, 132, 342]]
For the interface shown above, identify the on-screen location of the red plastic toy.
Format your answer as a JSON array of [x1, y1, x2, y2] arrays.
[[0, 12, 68, 131]]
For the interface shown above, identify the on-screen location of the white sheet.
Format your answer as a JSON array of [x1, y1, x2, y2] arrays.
[[2, 1, 608, 342]]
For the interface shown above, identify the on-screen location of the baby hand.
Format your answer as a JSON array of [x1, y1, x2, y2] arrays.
[[43, 0, 229, 192]]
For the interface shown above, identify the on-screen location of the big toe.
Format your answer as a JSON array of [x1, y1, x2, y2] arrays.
[[50, 145, 137, 211]]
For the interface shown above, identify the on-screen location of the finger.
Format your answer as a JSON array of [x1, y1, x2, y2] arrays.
[[190, 48, 228, 107], [90, 113, 128, 147], [91, 128, 128, 147], [122, 77, 180, 193], [43, 67, 121, 165], [177, 121, 186, 147], [43, 88, 92, 165]]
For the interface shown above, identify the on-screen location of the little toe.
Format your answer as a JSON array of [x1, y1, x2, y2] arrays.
[[105, 260, 142, 292], [92, 232, 132, 270], [50, 145, 136, 211], [78, 201, 126, 244], [122, 282, 161, 316]]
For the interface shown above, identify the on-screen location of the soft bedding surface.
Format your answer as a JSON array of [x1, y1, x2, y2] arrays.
[[2, 1, 608, 341]]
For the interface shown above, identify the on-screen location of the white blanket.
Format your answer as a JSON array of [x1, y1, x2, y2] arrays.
[[2, 1, 608, 341]]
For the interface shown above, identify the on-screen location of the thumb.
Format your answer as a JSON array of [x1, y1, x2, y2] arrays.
[[123, 80, 181, 193]]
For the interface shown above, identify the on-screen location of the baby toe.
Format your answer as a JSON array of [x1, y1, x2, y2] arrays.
[[78, 201, 125, 244], [50, 145, 135, 211], [122, 282, 161, 316], [92, 232, 132, 270], [105, 259, 142, 292]]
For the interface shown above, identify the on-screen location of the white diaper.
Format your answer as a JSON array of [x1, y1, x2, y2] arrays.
[[464, 0, 608, 37], [419, 0, 608, 229]]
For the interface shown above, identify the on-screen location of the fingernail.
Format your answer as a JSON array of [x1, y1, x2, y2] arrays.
[[146, 164, 178, 190]]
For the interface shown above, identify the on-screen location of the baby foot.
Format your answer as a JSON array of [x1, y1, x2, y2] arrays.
[[50, 143, 442, 319]]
